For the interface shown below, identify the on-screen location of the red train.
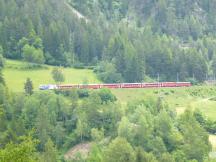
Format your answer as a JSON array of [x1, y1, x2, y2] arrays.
[[55, 82, 191, 90]]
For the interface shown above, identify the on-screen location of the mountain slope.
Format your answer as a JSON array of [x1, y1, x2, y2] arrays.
[[1, 0, 216, 83]]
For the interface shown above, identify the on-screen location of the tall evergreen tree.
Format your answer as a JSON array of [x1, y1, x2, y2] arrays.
[[42, 138, 58, 162], [24, 78, 33, 95]]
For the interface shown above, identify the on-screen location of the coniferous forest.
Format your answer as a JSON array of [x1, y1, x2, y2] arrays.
[[0, 0, 216, 162], [1, 0, 216, 82]]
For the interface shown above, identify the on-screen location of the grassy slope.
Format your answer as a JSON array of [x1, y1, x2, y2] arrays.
[[111, 87, 216, 121], [112, 87, 216, 152], [3, 59, 100, 92]]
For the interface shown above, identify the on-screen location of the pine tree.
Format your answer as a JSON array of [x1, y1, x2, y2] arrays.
[[42, 138, 58, 162], [0, 69, 5, 85], [0, 46, 4, 68], [24, 78, 33, 95]]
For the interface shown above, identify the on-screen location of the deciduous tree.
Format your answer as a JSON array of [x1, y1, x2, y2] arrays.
[[51, 67, 65, 84], [104, 137, 136, 162]]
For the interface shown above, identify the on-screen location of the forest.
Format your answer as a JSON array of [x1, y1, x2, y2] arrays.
[[0, 0, 216, 161], [1, 0, 216, 82], [0, 71, 215, 162]]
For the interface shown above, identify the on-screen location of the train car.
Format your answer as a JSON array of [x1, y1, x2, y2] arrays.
[[86, 84, 101, 89], [58, 84, 78, 89], [161, 82, 177, 87], [176, 82, 191, 87], [101, 84, 121, 89], [142, 83, 160, 88], [39, 84, 57, 90], [121, 83, 142, 88], [39, 82, 192, 90]]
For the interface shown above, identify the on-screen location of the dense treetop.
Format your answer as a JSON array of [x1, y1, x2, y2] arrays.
[[1, 0, 216, 82]]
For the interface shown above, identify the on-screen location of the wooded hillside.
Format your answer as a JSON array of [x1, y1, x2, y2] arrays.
[[1, 0, 216, 82]]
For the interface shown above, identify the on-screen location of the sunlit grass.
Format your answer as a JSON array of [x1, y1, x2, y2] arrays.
[[3, 59, 100, 92], [111, 86, 216, 120]]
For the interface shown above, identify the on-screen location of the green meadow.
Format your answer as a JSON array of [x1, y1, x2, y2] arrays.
[[112, 86, 216, 121], [3, 59, 100, 92]]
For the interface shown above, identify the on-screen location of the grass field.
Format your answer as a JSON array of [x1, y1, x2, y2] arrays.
[[3, 59, 100, 92], [209, 135, 216, 159], [111, 87, 216, 121]]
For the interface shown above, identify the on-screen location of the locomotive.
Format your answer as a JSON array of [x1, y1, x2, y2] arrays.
[[39, 82, 191, 90]]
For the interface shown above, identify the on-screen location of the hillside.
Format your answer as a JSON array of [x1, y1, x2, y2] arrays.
[[1, 0, 216, 83], [1, 1, 216, 161], [112, 86, 216, 120]]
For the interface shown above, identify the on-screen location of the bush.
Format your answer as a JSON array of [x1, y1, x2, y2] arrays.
[[22, 44, 45, 64], [97, 89, 117, 103], [194, 110, 216, 134], [51, 68, 65, 84], [186, 77, 199, 85], [95, 61, 123, 83], [73, 62, 85, 69], [77, 89, 89, 98], [0, 56, 4, 69]]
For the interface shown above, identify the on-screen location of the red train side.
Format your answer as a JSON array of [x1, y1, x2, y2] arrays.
[[56, 82, 191, 90]]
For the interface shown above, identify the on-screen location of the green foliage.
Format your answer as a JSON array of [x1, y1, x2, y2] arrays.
[[22, 44, 45, 64], [0, 69, 5, 85], [0, 78, 214, 162], [77, 89, 89, 98], [104, 137, 136, 162], [0, 135, 38, 162], [97, 88, 117, 103], [135, 147, 158, 162], [51, 67, 65, 84], [0, 46, 4, 68], [24, 78, 33, 95], [91, 128, 104, 142], [1, 0, 216, 82], [117, 116, 135, 144], [36, 105, 51, 150], [194, 110, 216, 134], [41, 138, 58, 162], [87, 144, 103, 162], [178, 110, 211, 162], [95, 61, 123, 83]]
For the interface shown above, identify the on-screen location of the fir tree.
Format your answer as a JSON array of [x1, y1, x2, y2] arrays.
[[24, 78, 33, 95]]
